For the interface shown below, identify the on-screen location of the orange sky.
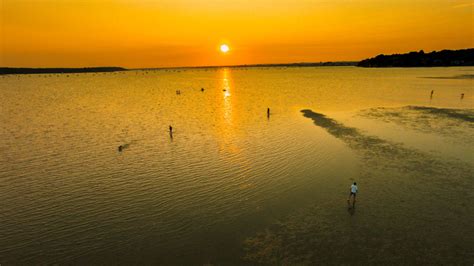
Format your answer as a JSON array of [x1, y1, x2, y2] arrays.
[[1, 0, 473, 68]]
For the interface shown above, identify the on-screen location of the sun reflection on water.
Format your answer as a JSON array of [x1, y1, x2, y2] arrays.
[[215, 68, 240, 155], [222, 68, 232, 124]]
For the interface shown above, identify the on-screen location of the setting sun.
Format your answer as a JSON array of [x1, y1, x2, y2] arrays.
[[220, 44, 230, 53]]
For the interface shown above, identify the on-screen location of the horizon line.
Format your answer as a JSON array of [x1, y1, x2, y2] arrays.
[[1, 60, 359, 70]]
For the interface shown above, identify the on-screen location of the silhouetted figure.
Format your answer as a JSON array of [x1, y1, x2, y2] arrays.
[[267, 108, 270, 118], [430, 90, 434, 98], [201, 88, 205, 92], [461, 93, 465, 100], [169, 125, 174, 139], [118, 145, 123, 152]]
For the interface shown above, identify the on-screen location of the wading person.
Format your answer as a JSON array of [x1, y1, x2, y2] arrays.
[[348, 182, 358, 206]]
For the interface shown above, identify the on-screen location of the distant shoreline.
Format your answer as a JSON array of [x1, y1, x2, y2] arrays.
[[0, 62, 358, 75], [0, 67, 126, 75], [136, 61, 358, 70]]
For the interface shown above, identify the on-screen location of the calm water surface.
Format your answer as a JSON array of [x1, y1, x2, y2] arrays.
[[0, 67, 473, 264]]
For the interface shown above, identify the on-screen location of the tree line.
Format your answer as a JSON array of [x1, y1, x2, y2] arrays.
[[358, 48, 474, 67]]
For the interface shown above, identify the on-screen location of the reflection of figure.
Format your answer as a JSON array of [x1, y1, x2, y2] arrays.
[[347, 182, 358, 208], [348, 205, 355, 216], [430, 90, 434, 98], [267, 107, 270, 118], [461, 93, 464, 100]]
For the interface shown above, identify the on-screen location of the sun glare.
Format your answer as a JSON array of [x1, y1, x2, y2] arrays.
[[220, 44, 230, 53]]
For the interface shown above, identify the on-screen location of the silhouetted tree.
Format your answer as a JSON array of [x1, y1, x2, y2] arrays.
[[358, 48, 474, 67]]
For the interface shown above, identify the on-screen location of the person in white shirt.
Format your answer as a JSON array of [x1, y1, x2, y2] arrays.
[[348, 182, 358, 205]]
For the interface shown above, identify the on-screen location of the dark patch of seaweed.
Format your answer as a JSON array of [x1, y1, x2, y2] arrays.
[[358, 106, 474, 143], [300, 109, 472, 177], [407, 106, 474, 123], [421, 74, 474, 80]]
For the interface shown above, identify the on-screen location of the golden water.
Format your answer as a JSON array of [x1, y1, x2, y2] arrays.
[[0, 67, 472, 264]]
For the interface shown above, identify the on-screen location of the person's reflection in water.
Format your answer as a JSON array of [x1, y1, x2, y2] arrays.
[[348, 205, 356, 216]]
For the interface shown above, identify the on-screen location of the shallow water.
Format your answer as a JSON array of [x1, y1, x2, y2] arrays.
[[0, 67, 473, 264]]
